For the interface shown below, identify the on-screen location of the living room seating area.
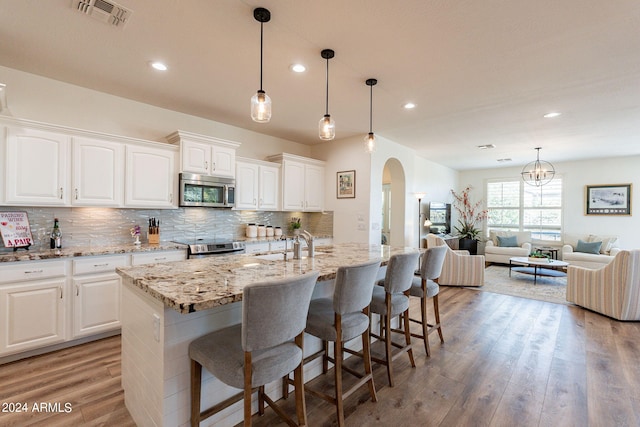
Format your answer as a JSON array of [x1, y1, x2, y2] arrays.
[[484, 231, 532, 266], [561, 233, 621, 269]]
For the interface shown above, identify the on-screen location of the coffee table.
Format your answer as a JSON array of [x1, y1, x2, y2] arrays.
[[509, 256, 568, 285]]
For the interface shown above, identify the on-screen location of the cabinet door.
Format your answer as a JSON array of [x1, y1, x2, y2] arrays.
[[211, 146, 236, 178], [72, 137, 124, 206], [259, 165, 279, 210], [235, 162, 259, 209], [0, 278, 67, 355], [282, 160, 305, 211], [181, 140, 211, 174], [304, 164, 325, 211], [125, 145, 177, 208], [5, 128, 70, 205], [72, 273, 121, 338]]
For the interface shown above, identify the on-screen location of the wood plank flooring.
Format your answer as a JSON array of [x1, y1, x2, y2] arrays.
[[1, 286, 638, 426]]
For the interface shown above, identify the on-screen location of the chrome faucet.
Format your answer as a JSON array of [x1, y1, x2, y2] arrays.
[[300, 230, 315, 258]]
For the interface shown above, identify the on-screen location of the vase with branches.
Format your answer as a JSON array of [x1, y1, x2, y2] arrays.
[[450, 185, 488, 241]]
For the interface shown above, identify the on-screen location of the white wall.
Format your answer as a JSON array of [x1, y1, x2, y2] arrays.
[[0, 66, 309, 160], [459, 156, 640, 249], [313, 134, 458, 246]]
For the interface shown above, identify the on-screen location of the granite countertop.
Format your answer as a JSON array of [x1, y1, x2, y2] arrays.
[[116, 243, 419, 314], [0, 243, 187, 263]]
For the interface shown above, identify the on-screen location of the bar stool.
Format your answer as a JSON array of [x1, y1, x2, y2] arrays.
[[408, 246, 447, 356], [286, 259, 381, 427], [369, 251, 420, 387], [189, 271, 319, 427]]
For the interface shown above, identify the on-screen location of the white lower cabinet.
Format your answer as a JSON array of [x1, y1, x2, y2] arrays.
[[0, 260, 68, 356], [71, 254, 128, 338]]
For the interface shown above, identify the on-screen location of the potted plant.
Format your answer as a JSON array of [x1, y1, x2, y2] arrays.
[[528, 251, 551, 262], [289, 217, 301, 235], [451, 185, 488, 255]]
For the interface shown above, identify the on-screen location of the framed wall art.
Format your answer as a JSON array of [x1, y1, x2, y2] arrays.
[[585, 184, 632, 215], [337, 170, 356, 199]]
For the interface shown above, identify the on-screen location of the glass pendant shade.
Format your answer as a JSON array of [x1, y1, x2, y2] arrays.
[[319, 114, 335, 140], [364, 132, 376, 153], [251, 90, 271, 123]]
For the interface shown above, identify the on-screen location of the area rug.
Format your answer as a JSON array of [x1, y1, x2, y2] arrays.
[[475, 265, 568, 305]]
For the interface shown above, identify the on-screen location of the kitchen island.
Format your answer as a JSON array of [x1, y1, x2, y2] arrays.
[[116, 243, 418, 427]]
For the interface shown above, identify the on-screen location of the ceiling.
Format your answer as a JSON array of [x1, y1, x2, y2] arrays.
[[1, 0, 639, 170]]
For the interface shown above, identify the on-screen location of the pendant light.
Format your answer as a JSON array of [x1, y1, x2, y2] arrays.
[[364, 78, 378, 153], [319, 49, 335, 140], [250, 7, 271, 123], [521, 147, 555, 187]]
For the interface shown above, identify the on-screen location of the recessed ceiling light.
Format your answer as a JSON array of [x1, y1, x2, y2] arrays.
[[403, 102, 416, 109], [290, 63, 306, 73], [150, 61, 168, 71], [543, 112, 561, 118], [477, 144, 496, 150]]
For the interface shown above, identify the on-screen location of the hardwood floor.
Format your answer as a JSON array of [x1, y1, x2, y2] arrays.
[[1, 287, 638, 426]]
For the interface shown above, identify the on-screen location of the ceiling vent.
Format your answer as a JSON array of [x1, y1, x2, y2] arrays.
[[72, 0, 132, 28]]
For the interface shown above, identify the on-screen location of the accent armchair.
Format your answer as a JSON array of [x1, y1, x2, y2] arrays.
[[426, 234, 485, 287], [566, 250, 640, 321]]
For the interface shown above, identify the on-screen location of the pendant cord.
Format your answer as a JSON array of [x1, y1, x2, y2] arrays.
[[259, 22, 264, 91], [325, 57, 329, 116], [369, 84, 373, 133]]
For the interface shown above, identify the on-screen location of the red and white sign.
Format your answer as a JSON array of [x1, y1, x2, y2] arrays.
[[0, 211, 34, 248]]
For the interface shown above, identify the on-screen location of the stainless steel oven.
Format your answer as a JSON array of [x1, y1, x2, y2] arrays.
[[179, 172, 235, 208], [173, 239, 246, 259]]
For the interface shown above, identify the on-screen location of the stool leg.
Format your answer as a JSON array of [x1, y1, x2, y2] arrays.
[[421, 295, 431, 357], [361, 315, 378, 402], [322, 340, 329, 374], [244, 352, 253, 427], [190, 359, 202, 427], [334, 315, 345, 427], [434, 294, 444, 343], [294, 333, 308, 426], [403, 307, 415, 368], [384, 296, 394, 387]]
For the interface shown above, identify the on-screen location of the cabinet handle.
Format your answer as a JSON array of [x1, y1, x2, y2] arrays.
[[169, 193, 173, 203], [205, 161, 208, 170], [76, 285, 79, 296], [253, 198, 257, 206], [24, 269, 44, 274], [60, 187, 64, 199], [60, 287, 63, 299], [93, 263, 109, 267], [75, 188, 79, 200], [155, 257, 167, 261], [212, 162, 216, 171]]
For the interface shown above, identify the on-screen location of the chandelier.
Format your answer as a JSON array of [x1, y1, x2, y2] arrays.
[[521, 147, 555, 187]]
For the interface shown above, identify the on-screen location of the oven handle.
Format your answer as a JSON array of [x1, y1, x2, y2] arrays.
[[188, 248, 246, 259]]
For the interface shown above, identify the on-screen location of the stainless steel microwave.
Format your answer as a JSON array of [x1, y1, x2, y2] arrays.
[[179, 173, 235, 208]]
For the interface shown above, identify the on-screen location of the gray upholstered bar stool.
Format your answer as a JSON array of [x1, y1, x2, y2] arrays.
[[288, 259, 381, 427], [408, 245, 447, 356], [369, 251, 420, 387], [189, 271, 319, 427]]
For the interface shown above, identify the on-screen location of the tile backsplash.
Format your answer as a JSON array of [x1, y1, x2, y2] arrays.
[[0, 207, 333, 250]]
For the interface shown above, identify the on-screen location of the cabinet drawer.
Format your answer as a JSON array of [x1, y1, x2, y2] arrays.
[[73, 255, 128, 275], [270, 241, 287, 252], [131, 250, 185, 266], [245, 243, 270, 254], [0, 260, 67, 284]]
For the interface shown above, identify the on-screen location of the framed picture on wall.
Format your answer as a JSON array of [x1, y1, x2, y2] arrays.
[[337, 170, 356, 199], [585, 184, 632, 215]]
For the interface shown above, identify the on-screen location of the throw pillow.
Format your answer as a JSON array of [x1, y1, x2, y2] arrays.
[[497, 235, 519, 247], [575, 239, 602, 254]]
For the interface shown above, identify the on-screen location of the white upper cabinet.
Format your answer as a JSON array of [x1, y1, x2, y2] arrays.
[[167, 131, 240, 179], [5, 127, 71, 205], [125, 144, 177, 208], [235, 158, 279, 210], [267, 153, 325, 212], [72, 137, 124, 207]]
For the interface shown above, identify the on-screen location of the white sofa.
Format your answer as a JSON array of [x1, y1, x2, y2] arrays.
[[562, 233, 621, 269], [484, 231, 532, 266]]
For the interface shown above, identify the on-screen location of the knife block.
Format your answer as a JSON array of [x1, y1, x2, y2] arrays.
[[148, 232, 160, 245]]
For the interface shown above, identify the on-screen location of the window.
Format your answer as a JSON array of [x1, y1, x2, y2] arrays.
[[486, 177, 562, 241]]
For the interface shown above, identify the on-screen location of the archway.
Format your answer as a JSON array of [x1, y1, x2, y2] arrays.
[[381, 158, 406, 247]]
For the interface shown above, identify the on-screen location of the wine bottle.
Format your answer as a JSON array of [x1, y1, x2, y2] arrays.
[[50, 218, 62, 249]]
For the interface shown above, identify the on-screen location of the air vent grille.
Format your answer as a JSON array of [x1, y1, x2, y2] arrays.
[[72, 0, 132, 28]]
